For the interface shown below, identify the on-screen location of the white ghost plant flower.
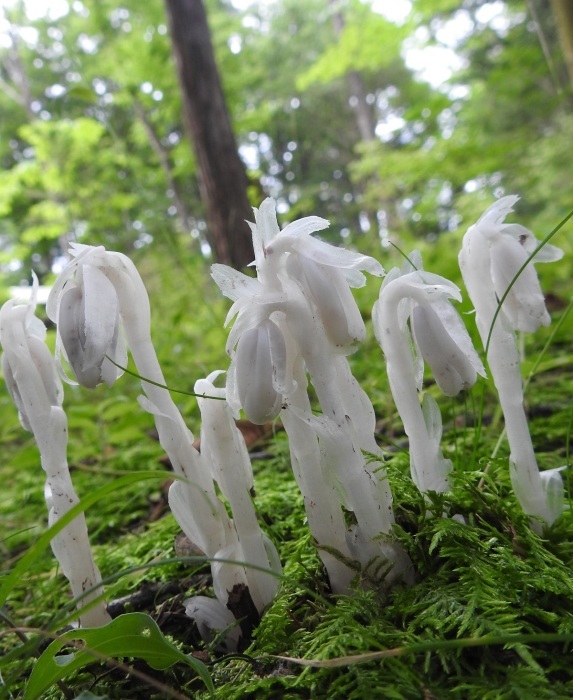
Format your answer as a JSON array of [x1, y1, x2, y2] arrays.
[[212, 198, 385, 420], [462, 195, 563, 335], [1, 277, 109, 627], [373, 252, 485, 494], [233, 318, 287, 425], [47, 245, 127, 388], [459, 196, 565, 527], [49, 244, 232, 562], [213, 199, 412, 591]]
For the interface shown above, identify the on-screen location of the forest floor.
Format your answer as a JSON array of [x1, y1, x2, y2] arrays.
[[1, 231, 573, 700]]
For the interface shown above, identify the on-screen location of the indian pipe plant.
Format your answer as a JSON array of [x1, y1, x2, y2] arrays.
[[0, 195, 569, 662]]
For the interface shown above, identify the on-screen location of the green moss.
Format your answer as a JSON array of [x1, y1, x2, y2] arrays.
[[2, 234, 573, 699]]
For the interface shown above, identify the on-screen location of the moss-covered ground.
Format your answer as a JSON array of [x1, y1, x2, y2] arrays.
[[1, 225, 572, 699]]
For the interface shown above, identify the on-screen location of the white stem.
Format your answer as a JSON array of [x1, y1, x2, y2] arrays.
[[374, 279, 450, 493], [103, 258, 230, 556], [196, 376, 281, 611], [46, 409, 109, 627], [280, 301, 410, 584], [460, 229, 554, 526], [281, 364, 356, 594]]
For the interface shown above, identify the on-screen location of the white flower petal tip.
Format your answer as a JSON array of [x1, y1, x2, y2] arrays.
[[184, 596, 241, 652], [539, 466, 567, 526], [475, 195, 520, 230], [211, 264, 260, 303]]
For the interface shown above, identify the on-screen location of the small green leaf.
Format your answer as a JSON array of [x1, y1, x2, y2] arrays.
[[73, 693, 111, 700], [429, 528, 447, 555], [24, 612, 214, 699]]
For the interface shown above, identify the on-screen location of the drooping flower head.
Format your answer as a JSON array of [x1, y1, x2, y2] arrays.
[[1, 274, 63, 432], [211, 198, 384, 422], [459, 196, 565, 528], [459, 195, 563, 334], [373, 252, 485, 495], [375, 251, 485, 398], [47, 244, 129, 388]]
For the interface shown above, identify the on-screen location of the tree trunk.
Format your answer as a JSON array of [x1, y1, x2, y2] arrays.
[[551, 0, 573, 90], [164, 0, 254, 269], [330, 3, 376, 142]]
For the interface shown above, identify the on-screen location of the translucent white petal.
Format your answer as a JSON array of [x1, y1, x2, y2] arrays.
[[402, 270, 462, 302], [502, 224, 564, 263], [100, 331, 127, 386], [57, 284, 101, 388], [490, 235, 550, 332], [226, 302, 272, 356], [211, 541, 248, 607], [284, 234, 384, 280], [46, 244, 104, 322], [276, 215, 330, 241], [476, 195, 520, 233], [235, 320, 283, 424], [268, 316, 289, 393], [225, 356, 242, 418], [27, 335, 63, 408], [412, 304, 478, 396], [2, 352, 32, 431], [81, 265, 120, 371], [211, 264, 260, 302], [184, 596, 241, 651], [539, 467, 565, 526], [25, 273, 47, 342], [427, 297, 486, 378], [252, 198, 281, 269], [294, 256, 366, 349]]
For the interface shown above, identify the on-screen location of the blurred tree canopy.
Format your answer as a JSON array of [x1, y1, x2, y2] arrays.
[[0, 0, 570, 283]]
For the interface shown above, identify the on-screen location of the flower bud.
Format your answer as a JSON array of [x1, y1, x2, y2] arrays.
[[235, 319, 285, 424], [57, 265, 123, 388], [411, 303, 479, 396]]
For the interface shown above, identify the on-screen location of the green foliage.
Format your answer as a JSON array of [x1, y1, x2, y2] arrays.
[[296, 1, 406, 89], [24, 612, 214, 699]]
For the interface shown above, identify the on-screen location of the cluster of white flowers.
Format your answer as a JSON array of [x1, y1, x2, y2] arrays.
[[48, 243, 280, 643], [0, 195, 565, 640], [213, 198, 412, 591]]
